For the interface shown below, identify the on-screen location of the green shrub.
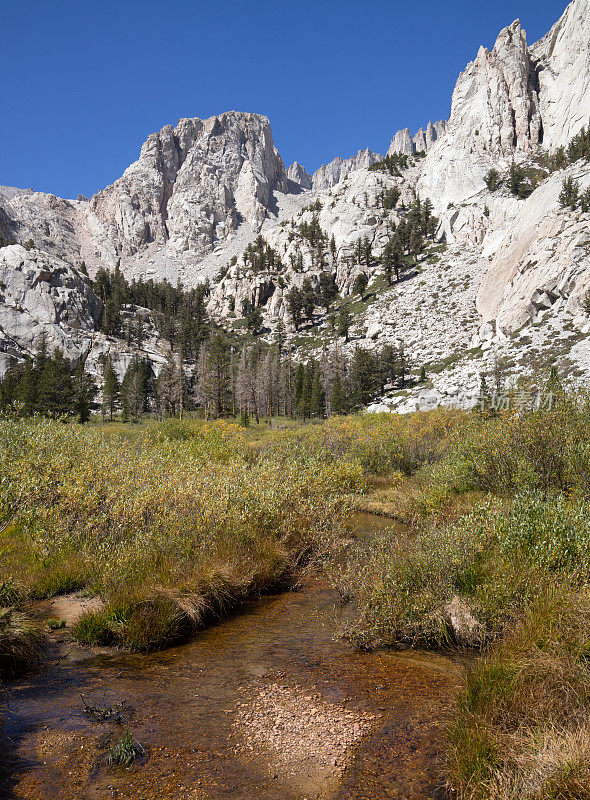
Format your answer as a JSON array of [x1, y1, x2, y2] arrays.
[[426, 390, 590, 497], [336, 492, 590, 648]]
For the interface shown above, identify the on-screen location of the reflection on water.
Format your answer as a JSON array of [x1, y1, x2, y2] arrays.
[[1, 514, 462, 800]]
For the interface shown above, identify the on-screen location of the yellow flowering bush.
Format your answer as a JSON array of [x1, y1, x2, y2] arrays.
[[259, 409, 464, 475]]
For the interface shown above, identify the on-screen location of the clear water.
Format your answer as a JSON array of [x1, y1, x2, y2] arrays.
[[1, 514, 462, 800]]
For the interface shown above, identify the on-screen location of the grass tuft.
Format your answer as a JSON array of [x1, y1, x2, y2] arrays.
[[105, 730, 144, 767], [0, 607, 43, 679]]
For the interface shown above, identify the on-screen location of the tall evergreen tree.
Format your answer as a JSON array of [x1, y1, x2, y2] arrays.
[[287, 287, 304, 331], [350, 347, 380, 408], [337, 304, 352, 342], [319, 272, 338, 311], [353, 272, 369, 300], [294, 362, 306, 418], [310, 364, 326, 418], [16, 357, 37, 415], [73, 363, 97, 423], [330, 373, 348, 416], [34, 332, 48, 372], [36, 349, 74, 416], [102, 357, 120, 421], [124, 356, 153, 422]]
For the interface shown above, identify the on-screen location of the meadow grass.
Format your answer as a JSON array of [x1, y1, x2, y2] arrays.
[[0, 607, 43, 679], [321, 390, 590, 799], [0, 415, 362, 651], [105, 730, 144, 767], [447, 587, 590, 800], [2, 399, 589, 798]]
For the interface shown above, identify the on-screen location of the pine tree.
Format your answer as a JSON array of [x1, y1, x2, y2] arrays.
[[363, 237, 372, 268], [36, 349, 74, 416], [34, 332, 48, 372], [353, 272, 369, 300], [102, 357, 120, 421], [319, 272, 338, 311], [379, 344, 399, 389], [309, 364, 325, 418], [294, 362, 305, 417], [350, 347, 380, 408], [301, 278, 316, 322], [330, 373, 348, 415], [102, 298, 122, 337], [298, 362, 314, 419], [558, 176, 580, 209], [484, 169, 500, 192], [409, 224, 424, 263], [287, 287, 304, 330], [0, 358, 20, 410], [124, 356, 152, 421], [337, 305, 352, 342], [73, 363, 97, 423], [246, 307, 263, 334], [16, 357, 37, 415], [382, 236, 403, 284]]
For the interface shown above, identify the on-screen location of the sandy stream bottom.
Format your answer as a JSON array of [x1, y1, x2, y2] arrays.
[[1, 516, 463, 800]]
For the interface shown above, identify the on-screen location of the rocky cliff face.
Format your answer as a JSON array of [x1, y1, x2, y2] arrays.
[[0, 245, 167, 380], [387, 120, 447, 156], [417, 0, 589, 212], [287, 162, 312, 190], [91, 112, 289, 262], [210, 0, 590, 412], [0, 112, 293, 284], [416, 20, 545, 211], [531, 0, 590, 150], [0, 0, 589, 407], [477, 163, 590, 335], [311, 149, 382, 191], [0, 245, 100, 372]]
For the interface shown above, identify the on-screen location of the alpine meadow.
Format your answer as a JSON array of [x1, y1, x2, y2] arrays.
[[1, 0, 590, 798]]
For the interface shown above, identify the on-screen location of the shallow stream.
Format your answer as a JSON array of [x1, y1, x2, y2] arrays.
[[1, 514, 463, 800]]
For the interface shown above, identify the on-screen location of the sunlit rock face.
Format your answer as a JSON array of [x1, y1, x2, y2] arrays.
[[387, 120, 446, 156], [1, 0, 589, 405], [287, 162, 312, 190], [311, 149, 382, 192], [90, 112, 290, 260]]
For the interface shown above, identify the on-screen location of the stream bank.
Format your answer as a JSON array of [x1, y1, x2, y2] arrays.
[[0, 515, 463, 800]]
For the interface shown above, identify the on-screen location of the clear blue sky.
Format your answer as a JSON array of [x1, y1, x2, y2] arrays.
[[2, 0, 568, 199]]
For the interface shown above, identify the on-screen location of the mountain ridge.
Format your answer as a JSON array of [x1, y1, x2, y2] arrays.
[[0, 0, 588, 412]]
